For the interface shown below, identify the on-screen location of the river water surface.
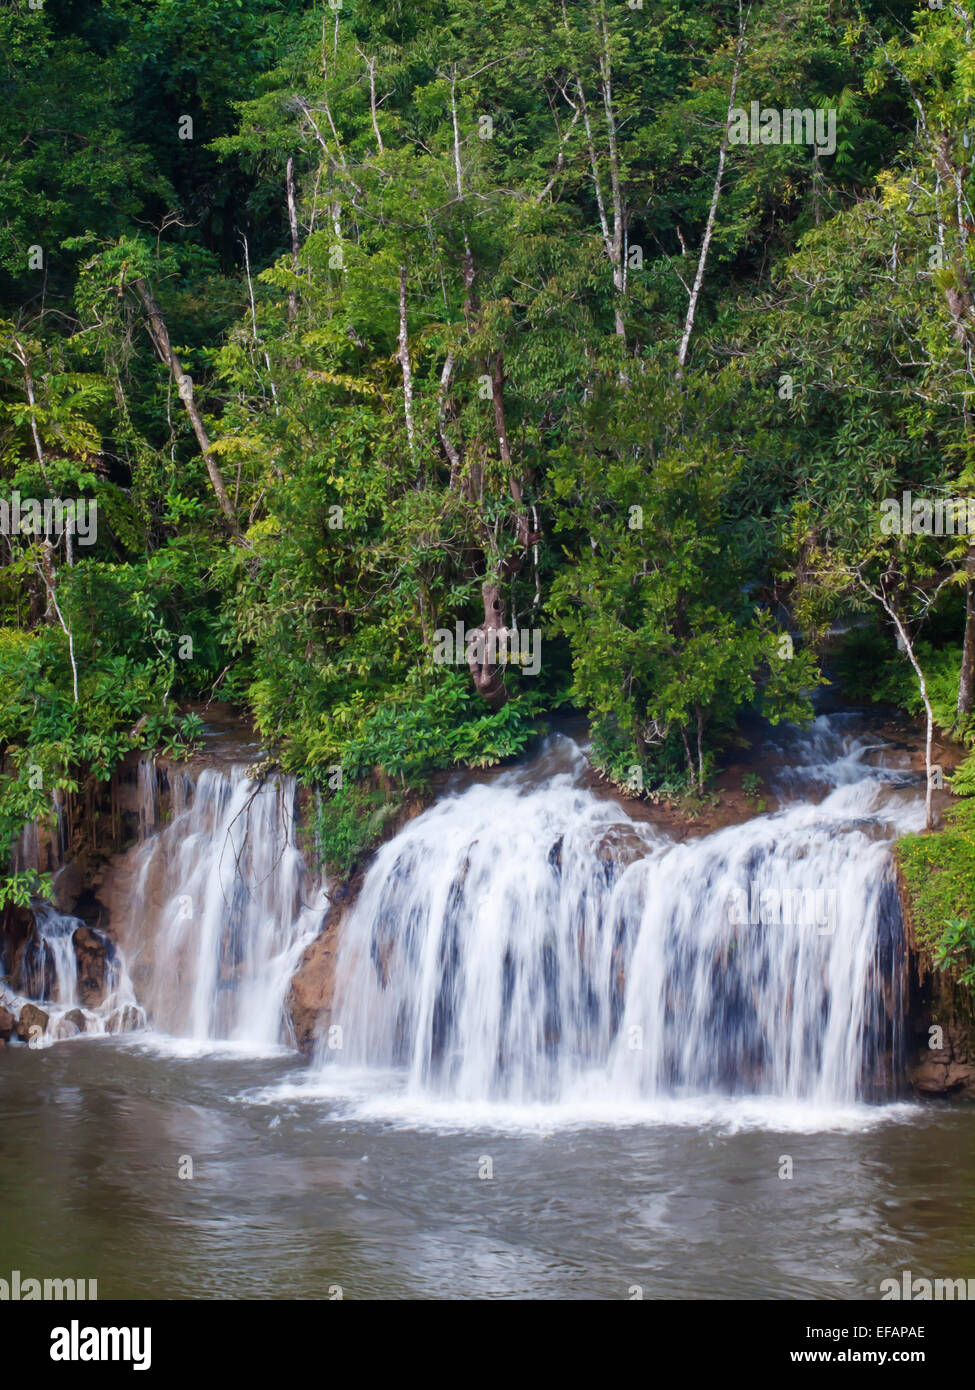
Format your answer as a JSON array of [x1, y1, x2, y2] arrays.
[[1, 1041, 974, 1298]]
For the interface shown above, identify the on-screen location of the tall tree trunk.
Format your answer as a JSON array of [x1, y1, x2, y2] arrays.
[[445, 71, 538, 704], [681, 724, 697, 794], [438, 351, 463, 487], [597, 1, 626, 342], [398, 264, 417, 465], [37, 542, 78, 703], [562, 1, 626, 342], [862, 575, 936, 830], [286, 157, 300, 324], [359, 48, 384, 156], [132, 279, 243, 541], [676, 4, 747, 376], [466, 580, 508, 709], [9, 334, 49, 479]]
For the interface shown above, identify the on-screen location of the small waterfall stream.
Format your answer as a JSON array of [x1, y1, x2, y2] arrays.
[[31, 902, 80, 1007], [1, 902, 146, 1042], [119, 765, 328, 1049], [314, 716, 923, 1115]]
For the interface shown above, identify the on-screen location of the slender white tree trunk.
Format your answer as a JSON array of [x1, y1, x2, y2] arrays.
[[286, 157, 300, 324], [398, 265, 417, 463], [861, 575, 936, 830], [677, 6, 748, 375]]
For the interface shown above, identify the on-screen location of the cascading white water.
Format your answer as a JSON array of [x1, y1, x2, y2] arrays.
[[319, 717, 923, 1111], [32, 902, 79, 1006], [2, 902, 146, 1043], [123, 765, 328, 1048]]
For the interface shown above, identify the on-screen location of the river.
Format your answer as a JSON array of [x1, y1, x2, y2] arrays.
[[2, 1041, 974, 1298]]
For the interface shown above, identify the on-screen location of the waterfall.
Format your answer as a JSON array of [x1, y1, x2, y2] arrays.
[[317, 716, 923, 1114], [31, 903, 79, 1006], [119, 766, 327, 1049], [10, 788, 64, 878], [3, 902, 146, 1043]]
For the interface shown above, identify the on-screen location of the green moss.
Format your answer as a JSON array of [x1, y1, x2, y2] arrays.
[[897, 799, 975, 992]]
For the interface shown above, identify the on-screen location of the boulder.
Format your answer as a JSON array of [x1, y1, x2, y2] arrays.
[[105, 1003, 143, 1034], [62, 1008, 89, 1034], [0, 1005, 14, 1041], [17, 1002, 49, 1043]]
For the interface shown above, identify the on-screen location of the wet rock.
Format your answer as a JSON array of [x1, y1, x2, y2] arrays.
[[0, 1005, 14, 1041], [909, 1024, 975, 1101], [52, 859, 85, 915], [73, 924, 116, 1007], [17, 1002, 49, 1042], [14, 930, 54, 1000], [62, 1008, 89, 1034], [51, 1015, 82, 1040], [1, 902, 33, 983], [592, 824, 654, 869], [105, 1003, 143, 1034], [288, 919, 340, 1054]]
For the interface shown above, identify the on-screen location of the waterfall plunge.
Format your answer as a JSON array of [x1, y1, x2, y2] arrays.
[[316, 718, 923, 1115]]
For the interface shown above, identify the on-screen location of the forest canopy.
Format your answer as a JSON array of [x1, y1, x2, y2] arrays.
[[2, 0, 975, 891]]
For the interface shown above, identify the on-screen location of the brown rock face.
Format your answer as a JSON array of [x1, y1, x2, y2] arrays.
[[51, 858, 86, 915], [909, 1023, 975, 1100], [287, 918, 340, 1054], [0, 1005, 15, 1041], [72, 925, 113, 1007], [5, 915, 52, 1000]]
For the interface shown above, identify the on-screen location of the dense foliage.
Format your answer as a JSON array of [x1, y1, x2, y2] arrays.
[[3, 0, 975, 916]]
